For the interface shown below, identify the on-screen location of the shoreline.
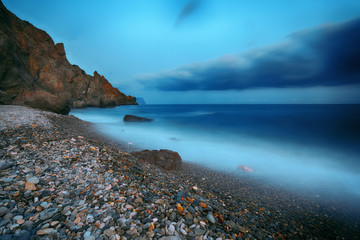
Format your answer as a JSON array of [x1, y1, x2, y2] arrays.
[[1, 105, 359, 239]]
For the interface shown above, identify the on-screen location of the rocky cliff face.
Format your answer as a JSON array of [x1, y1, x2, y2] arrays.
[[0, 1, 137, 114]]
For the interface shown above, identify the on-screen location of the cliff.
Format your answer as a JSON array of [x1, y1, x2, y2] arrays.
[[0, 1, 137, 114]]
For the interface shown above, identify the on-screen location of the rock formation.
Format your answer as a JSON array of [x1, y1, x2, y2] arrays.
[[123, 114, 153, 122], [0, 1, 137, 114], [136, 97, 146, 105], [131, 149, 182, 171]]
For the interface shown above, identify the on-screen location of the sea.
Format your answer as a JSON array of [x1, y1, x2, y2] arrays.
[[71, 104, 360, 205]]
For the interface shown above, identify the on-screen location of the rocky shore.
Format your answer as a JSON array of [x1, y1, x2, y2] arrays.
[[0, 105, 359, 240]]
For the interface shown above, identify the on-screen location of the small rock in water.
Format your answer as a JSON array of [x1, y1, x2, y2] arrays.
[[237, 165, 254, 173]]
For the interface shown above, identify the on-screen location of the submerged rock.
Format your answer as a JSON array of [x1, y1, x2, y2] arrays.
[[123, 115, 153, 122], [131, 149, 182, 170]]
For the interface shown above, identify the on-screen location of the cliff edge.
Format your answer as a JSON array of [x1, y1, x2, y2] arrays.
[[0, 1, 137, 114]]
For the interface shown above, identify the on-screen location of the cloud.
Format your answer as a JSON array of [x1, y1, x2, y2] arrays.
[[174, 0, 202, 27], [139, 18, 360, 91]]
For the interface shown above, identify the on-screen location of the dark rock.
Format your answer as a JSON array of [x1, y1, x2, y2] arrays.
[[123, 115, 153, 122], [39, 208, 58, 220], [0, 234, 13, 240], [0, 207, 8, 217], [194, 228, 206, 235], [131, 149, 182, 171], [187, 206, 196, 215], [0, 161, 13, 170], [0, 219, 10, 227], [0, 2, 137, 114]]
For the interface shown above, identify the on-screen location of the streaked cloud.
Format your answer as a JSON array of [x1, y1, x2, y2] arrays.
[[174, 0, 203, 27], [139, 18, 360, 91]]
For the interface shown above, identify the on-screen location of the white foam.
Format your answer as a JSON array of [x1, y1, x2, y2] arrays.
[[71, 108, 360, 199], [97, 120, 360, 198]]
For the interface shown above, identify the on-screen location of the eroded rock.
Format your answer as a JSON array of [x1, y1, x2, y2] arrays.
[[131, 149, 182, 170], [0, 2, 137, 114], [123, 115, 153, 122]]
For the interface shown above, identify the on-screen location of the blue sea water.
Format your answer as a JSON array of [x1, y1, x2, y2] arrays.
[[71, 104, 360, 201]]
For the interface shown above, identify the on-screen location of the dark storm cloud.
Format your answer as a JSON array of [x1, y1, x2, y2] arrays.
[[174, 0, 202, 27], [141, 18, 360, 91]]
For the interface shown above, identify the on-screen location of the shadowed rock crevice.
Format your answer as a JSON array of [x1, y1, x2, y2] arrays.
[[0, 1, 137, 114]]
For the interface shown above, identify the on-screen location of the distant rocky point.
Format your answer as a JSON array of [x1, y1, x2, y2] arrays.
[[0, 1, 137, 114], [136, 97, 146, 105]]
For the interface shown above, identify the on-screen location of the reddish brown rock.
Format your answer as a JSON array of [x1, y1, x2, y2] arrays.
[[0, 2, 137, 114], [25, 182, 36, 191], [131, 149, 182, 171]]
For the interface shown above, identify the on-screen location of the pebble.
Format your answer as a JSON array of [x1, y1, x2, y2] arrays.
[[51, 221, 60, 226], [27, 177, 39, 184], [160, 236, 182, 240], [36, 228, 56, 235], [40, 208, 58, 220], [86, 214, 94, 223], [195, 228, 206, 235], [0, 207, 8, 217], [104, 228, 115, 237], [25, 182, 36, 190], [74, 216, 81, 224], [206, 212, 216, 224], [0, 105, 357, 240], [167, 224, 175, 235], [0, 160, 13, 170], [0, 220, 10, 227], [180, 228, 187, 235], [17, 219, 25, 225], [155, 199, 165, 205], [84, 236, 95, 240], [134, 197, 143, 203], [9, 224, 20, 231]]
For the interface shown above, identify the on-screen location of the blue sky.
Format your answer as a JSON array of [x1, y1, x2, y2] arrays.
[[3, 0, 360, 103]]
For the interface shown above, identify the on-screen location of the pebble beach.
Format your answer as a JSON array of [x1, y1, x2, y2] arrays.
[[0, 105, 359, 240]]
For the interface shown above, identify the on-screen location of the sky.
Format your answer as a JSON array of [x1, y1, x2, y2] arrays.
[[3, 0, 360, 104]]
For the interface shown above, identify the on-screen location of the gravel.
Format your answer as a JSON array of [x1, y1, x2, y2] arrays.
[[0, 105, 359, 239]]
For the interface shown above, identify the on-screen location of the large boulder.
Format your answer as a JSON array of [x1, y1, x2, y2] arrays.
[[131, 149, 182, 171], [0, 2, 137, 114], [124, 115, 153, 122]]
